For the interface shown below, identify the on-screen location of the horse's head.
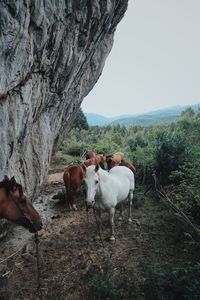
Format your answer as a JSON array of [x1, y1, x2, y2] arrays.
[[0, 176, 42, 233], [98, 154, 107, 170], [106, 158, 118, 170], [85, 151, 97, 160], [84, 165, 100, 208]]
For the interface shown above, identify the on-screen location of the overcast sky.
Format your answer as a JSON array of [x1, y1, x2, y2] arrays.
[[82, 0, 200, 117]]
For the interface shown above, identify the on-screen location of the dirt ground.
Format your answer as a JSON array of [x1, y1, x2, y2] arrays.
[[0, 171, 200, 300]]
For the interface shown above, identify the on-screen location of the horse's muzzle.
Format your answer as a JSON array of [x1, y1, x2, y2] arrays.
[[86, 199, 95, 208], [29, 219, 43, 233]]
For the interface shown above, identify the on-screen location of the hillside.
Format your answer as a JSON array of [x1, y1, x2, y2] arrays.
[[84, 113, 134, 126], [85, 104, 199, 126]]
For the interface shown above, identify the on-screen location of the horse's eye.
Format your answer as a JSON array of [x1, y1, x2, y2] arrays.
[[95, 180, 99, 184]]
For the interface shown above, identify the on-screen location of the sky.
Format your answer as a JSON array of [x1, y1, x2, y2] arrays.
[[82, 0, 200, 117]]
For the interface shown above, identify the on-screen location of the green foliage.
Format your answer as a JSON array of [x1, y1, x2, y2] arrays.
[[155, 132, 186, 182], [170, 144, 200, 223], [141, 261, 200, 300], [62, 140, 84, 156], [61, 125, 132, 160], [71, 107, 89, 130], [85, 249, 139, 300], [85, 249, 118, 299], [86, 263, 118, 299]]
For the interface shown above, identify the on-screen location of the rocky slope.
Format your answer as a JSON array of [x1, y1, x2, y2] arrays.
[[0, 0, 128, 197]]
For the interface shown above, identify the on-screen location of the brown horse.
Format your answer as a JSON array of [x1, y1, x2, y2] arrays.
[[106, 158, 136, 174], [85, 151, 97, 160], [112, 152, 125, 162], [63, 164, 86, 211], [83, 154, 105, 167], [119, 162, 136, 174], [0, 176, 42, 233], [105, 152, 125, 170]]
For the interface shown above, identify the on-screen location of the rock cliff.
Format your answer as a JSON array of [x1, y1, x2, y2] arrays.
[[0, 0, 128, 198]]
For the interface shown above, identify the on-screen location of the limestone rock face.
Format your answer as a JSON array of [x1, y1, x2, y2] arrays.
[[0, 0, 128, 198]]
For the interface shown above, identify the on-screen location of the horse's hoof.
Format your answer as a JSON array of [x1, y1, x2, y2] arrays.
[[72, 205, 77, 211], [128, 218, 132, 223], [109, 236, 115, 241]]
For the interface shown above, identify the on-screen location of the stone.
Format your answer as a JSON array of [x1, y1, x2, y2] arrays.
[[0, 0, 128, 199]]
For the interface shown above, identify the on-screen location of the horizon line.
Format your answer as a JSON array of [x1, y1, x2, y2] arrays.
[[82, 102, 200, 118]]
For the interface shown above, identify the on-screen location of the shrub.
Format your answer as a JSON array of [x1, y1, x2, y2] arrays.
[[142, 262, 200, 300]]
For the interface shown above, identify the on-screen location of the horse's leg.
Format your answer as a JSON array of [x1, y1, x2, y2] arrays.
[[109, 207, 115, 241], [96, 208, 102, 225], [67, 191, 73, 211], [93, 207, 103, 241], [65, 187, 71, 210], [118, 203, 123, 221], [71, 192, 78, 211], [128, 189, 134, 223], [72, 198, 77, 211]]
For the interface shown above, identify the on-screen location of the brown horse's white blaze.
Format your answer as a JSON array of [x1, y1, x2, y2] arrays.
[[0, 176, 42, 233], [63, 164, 86, 211]]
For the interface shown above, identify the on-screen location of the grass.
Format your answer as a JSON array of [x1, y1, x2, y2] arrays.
[[49, 152, 82, 172]]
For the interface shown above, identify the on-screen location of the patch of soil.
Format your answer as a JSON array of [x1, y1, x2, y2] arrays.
[[47, 172, 64, 184]]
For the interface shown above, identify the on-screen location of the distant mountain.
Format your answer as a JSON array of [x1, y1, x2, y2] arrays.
[[84, 113, 134, 126], [84, 104, 199, 126], [84, 113, 111, 126]]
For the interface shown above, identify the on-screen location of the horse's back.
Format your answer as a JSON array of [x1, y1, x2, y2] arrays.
[[109, 166, 135, 190], [98, 171, 130, 206], [63, 164, 85, 189]]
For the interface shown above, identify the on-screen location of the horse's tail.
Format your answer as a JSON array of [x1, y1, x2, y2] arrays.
[[130, 187, 134, 197], [128, 163, 136, 174], [128, 170, 135, 191], [64, 171, 71, 192]]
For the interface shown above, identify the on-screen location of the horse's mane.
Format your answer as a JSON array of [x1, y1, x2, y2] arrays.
[[97, 166, 110, 182], [0, 179, 10, 196], [0, 177, 23, 197], [0, 181, 6, 188]]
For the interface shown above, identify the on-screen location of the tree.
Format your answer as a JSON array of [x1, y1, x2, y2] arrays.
[[72, 107, 89, 130]]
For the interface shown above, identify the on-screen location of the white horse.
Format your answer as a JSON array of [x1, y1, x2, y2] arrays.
[[84, 165, 135, 241]]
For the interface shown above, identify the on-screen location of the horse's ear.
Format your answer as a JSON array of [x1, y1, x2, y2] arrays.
[[95, 164, 99, 172], [10, 176, 16, 185], [3, 175, 10, 182]]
